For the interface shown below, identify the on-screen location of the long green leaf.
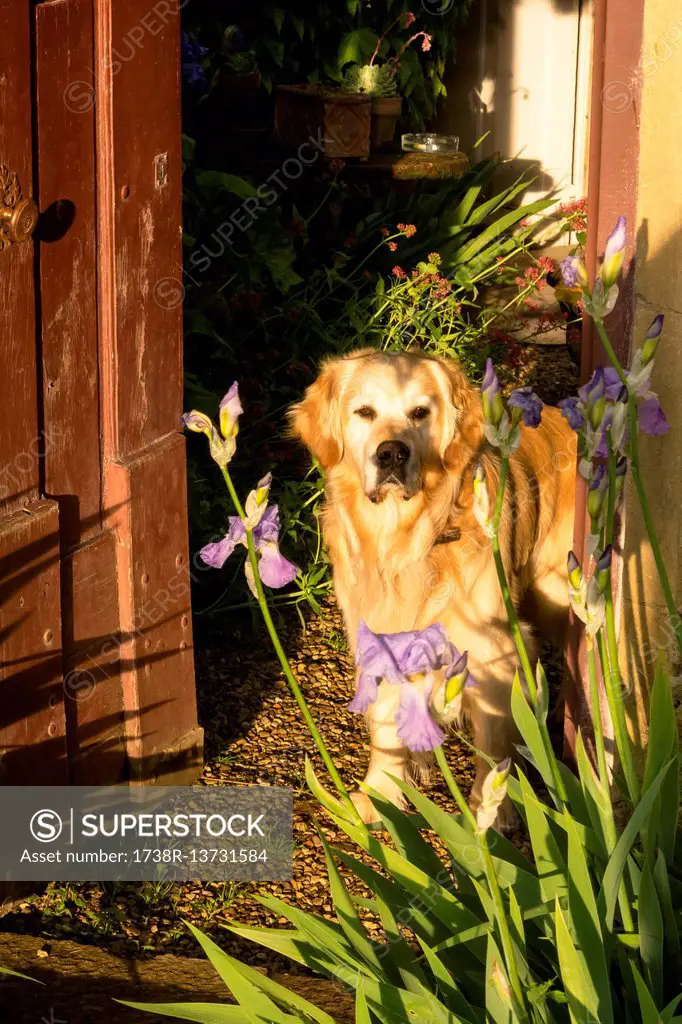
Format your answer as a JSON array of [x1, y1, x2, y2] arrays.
[[574, 732, 611, 858], [355, 986, 371, 1024], [255, 895, 375, 979], [0, 965, 41, 982], [643, 657, 679, 863], [485, 934, 516, 1024], [653, 848, 682, 978], [305, 757, 359, 824], [391, 777, 541, 908], [639, 859, 664, 1005], [452, 199, 554, 265], [554, 899, 600, 1024], [517, 769, 568, 902], [417, 937, 482, 1023], [185, 923, 303, 1024], [318, 831, 391, 982], [116, 1003, 261, 1023], [564, 816, 613, 1023], [600, 761, 674, 930], [510, 674, 561, 808], [630, 961, 663, 1024], [325, 809, 487, 946], [332, 847, 454, 949], [359, 781, 449, 881], [508, 776, 603, 856]]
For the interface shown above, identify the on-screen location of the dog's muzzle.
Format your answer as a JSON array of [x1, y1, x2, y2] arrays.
[[374, 440, 411, 488]]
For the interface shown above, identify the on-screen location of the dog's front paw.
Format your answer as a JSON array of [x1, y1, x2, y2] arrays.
[[350, 790, 381, 825]]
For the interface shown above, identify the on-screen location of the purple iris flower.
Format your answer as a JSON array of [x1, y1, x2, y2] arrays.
[[350, 623, 473, 753], [600, 216, 626, 290], [395, 680, 445, 753], [558, 396, 585, 431], [481, 359, 504, 428], [560, 255, 587, 290], [182, 32, 209, 89], [638, 395, 669, 435], [200, 505, 298, 590], [578, 366, 605, 408], [508, 387, 544, 428]]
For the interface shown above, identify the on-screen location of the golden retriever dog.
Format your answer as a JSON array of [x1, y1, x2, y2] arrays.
[[291, 348, 576, 824]]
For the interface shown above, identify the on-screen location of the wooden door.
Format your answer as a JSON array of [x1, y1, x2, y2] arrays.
[[0, 0, 202, 787]]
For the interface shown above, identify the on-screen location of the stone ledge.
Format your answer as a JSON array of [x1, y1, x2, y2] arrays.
[[0, 932, 354, 1023]]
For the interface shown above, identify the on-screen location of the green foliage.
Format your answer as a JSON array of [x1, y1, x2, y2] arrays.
[[182, 0, 472, 130], [123, 662, 682, 1022], [341, 63, 398, 98], [223, 51, 258, 75], [182, 145, 549, 617]]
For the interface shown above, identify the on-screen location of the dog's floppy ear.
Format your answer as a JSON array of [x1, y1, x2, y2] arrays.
[[431, 356, 484, 463], [289, 359, 344, 469]]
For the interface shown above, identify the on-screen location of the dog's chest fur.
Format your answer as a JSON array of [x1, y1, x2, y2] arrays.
[[322, 475, 493, 651]]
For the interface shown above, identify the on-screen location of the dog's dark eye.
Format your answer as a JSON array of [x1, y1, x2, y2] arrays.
[[355, 406, 376, 421], [410, 406, 430, 421]]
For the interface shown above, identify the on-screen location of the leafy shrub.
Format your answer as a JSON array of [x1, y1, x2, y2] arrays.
[[182, 143, 559, 617]]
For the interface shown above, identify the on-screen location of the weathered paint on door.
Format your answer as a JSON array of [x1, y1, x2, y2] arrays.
[[0, 0, 202, 787]]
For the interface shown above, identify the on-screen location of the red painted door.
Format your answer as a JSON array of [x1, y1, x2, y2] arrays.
[[0, 0, 202, 787]]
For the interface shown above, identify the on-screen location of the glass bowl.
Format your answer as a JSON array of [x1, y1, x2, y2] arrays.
[[401, 133, 460, 153]]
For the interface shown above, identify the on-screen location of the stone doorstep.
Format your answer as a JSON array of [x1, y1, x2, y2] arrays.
[[0, 932, 355, 1024]]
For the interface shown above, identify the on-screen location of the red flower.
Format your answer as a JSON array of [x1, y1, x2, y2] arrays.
[[397, 222, 417, 238], [421, 34, 432, 52], [388, 241, 398, 251], [401, 11, 416, 28], [381, 227, 390, 237], [392, 266, 406, 279], [329, 158, 347, 171]]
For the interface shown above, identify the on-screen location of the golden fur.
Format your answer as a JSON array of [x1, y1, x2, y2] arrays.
[[291, 349, 576, 823]]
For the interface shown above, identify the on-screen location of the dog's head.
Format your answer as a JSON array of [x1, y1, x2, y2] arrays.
[[290, 349, 482, 503]]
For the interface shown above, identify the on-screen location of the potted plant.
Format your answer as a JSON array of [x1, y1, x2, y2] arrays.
[[218, 25, 261, 101], [341, 63, 401, 152], [341, 11, 433, 152], [274, 85, 372, 160]]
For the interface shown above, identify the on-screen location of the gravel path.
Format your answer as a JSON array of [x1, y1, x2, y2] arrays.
[[2, 603, 476, 972]]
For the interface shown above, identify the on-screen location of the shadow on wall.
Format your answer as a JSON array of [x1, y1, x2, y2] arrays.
[[436, 0, 585, 198], [620, 220, 682, 742]]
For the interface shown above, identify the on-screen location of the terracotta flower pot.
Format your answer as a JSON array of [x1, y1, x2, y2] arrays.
[[275, 85, 371, 159], [219, 68, 262, 98], [371, 95, 402, 151]]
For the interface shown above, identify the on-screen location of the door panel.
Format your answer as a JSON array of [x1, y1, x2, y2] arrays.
[[1, 0, 200, 787], [0, 1, 39, 511], [95, 0, 184, 459], [36, 0, 101, 550]]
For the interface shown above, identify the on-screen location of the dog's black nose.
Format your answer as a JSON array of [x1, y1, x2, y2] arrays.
[[376, 440, 410, 471]]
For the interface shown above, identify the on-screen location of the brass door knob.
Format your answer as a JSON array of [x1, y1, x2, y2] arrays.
[[0, 166, 39, 249]]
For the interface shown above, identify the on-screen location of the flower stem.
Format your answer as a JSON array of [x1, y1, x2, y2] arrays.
[[490, 457, 537, 703], [594, 317, 628, 386], [585, 636, 636, 934], [491, 454, 568, 810], [600, 601, 640, 806], [585, 638, 610, 791], [219, 466, 355, 811], [626, 394, 682, 663], [434, 747, 528, 1021], [598, 440, 642, 806]]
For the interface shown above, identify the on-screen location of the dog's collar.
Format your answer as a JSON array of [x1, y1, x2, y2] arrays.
[[434, 527, 461, 546]]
